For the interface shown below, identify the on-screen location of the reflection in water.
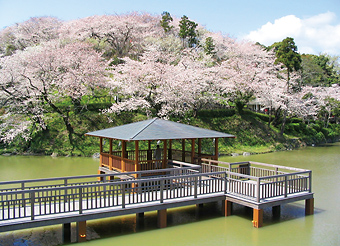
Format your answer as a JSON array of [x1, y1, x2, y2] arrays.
[[0, 143, 339, 245]]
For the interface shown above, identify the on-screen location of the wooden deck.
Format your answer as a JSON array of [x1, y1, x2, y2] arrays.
[[0, 160, 314, 242]]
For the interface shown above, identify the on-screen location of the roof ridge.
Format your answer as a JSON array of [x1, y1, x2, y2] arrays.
[[129, 118, 158, 140]]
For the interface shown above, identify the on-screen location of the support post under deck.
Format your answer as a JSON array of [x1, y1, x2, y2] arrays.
[[62, 223, 71, 244], [305, 198, 314, 215], [157, 209, 167, 228], [222, 200, 232, 216], [252, 209, 263, 228], [76, 221, 87, 242], [272, 205, 281, 218]]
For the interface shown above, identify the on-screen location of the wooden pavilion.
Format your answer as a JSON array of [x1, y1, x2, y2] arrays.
[[85, 118, 235, 176]]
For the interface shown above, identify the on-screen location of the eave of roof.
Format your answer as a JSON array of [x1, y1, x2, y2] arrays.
[[85, 118, 235, 141]]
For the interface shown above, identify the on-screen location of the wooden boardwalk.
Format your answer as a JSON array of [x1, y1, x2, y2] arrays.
[[0, 160, 314, 242]]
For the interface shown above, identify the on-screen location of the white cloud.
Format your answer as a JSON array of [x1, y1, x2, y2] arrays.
[[244, 12, 340, 55]]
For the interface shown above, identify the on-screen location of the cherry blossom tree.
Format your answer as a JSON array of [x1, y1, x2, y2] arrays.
[[60, 13, 161, 59], [0, 17, 62, 56], [0, 40, 108, 147]]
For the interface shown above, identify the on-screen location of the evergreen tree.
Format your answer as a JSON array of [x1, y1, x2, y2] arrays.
[[179, 15, 198, 47], [160, 11, 173, 33], [269, 37, 302, 89], [204, 37, 216, 55]]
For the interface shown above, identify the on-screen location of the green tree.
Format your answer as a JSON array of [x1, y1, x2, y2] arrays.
[[269, 37, 302, 89], [179, 15, 198, 47], [204, 37, 216, 55], [269, 38, 302, 136], [160, 11, 173, 33]]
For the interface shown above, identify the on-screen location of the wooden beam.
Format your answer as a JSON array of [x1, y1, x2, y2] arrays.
[[76, 220, 86, 242], [157, 209, 167, 228], [222, 200, 232, 216], [252, 208, 263, 228], [305, 198, 314, 215], [191, 139, 195, 164]]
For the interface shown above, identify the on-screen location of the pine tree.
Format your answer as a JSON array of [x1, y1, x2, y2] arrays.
[[160, 11, 173, 33]]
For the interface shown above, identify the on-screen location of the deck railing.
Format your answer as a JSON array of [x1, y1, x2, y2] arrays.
[[0, 161, 201, 193], [0, 171, 225, 221], [0, 159, 312, 222]]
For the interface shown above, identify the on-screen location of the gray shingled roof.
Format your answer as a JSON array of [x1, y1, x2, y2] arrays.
[[85, 118, 235, 141]]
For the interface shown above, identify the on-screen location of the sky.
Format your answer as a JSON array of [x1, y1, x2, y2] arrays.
[[1, 0, 340, 55]]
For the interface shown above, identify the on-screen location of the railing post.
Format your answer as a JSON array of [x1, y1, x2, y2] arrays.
[[64, 179, 68, 203], [30, 191, 35, 220], [308, 171, 312, 193], [256, 178, 261, 203], [284, 175, 288, 197], [194, 176, 198, 198], [224, 173, 228, 194], [160, 179, 164, 203], [122, 183, 125, 208], [79, 187, 83, 214]]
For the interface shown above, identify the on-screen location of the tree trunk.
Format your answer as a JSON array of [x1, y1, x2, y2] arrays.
[[280, 109, 288, 136]]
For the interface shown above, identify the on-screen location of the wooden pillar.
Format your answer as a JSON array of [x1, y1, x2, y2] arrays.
[[99, 138, 103, 166], [214, 138, 219, 160], [97, 170, 104, 181], [76, 221, 86, 242], [182, 139, 186, 162], [222, 200, 232, 216], [191, 139, 195, 164], [163, 140, 167, 169], [62, 223, 71, 244], [147, 140, 152, 161], [252, 208, 263, 228], [168, 140, 172, 160], [198, 138, 202, 164], [157, 209, 167, 228], [305, 198, 314, 215], [121, 141, 126, 172], [109, 139, 113, 170], [100, 138, 103, 152], [135, 141, 139, 172]]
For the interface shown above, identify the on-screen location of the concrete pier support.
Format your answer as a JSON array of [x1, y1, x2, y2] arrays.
[[62, 223, 71, 244], [252, 209, 263, 228], [76, 221, 87, 243], [196, 203, 204, 208], [157, 209, 167, 228], [222, 200, 232, 216], [305, 198, 314, 215], [272, 205, 281, 218]]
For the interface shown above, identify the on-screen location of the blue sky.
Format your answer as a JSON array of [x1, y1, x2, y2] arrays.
[[1, 0, 340, 55]]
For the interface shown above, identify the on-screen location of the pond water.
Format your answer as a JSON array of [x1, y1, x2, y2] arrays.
[[0, 143, 339, 246]]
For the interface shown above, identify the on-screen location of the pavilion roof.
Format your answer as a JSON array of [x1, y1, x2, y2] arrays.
[[85, 118, 235, 141]]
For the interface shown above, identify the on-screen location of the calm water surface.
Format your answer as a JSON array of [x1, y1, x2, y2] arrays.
[[0, 143, 339, 246]]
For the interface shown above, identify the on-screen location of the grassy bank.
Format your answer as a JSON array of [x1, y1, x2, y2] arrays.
[[1, 109, 339, 156]]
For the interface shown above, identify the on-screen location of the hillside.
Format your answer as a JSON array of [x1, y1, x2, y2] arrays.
[[1, 108, 339, 157], [0, 13, 339, 155]]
